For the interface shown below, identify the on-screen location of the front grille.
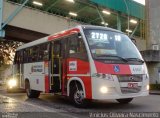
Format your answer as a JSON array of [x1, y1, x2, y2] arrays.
[[118, 75, 143, 82], [121, 86, 141, 94], [118, 75, 143, 94]]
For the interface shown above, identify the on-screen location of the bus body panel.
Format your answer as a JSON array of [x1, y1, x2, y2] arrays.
[[94, 61, 146, 75], [48, 28, 80, 41], [23, 62, 48, 92], [67, 58, 90, 75], [12, 25, 149, 102], [67, 76, 92, 99], [65, 58, 92, 99], [91, 77, 149, 100], [91, 62, 149, 100]]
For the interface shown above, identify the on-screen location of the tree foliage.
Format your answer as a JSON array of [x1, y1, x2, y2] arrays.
[[0, 40, 23, 65]]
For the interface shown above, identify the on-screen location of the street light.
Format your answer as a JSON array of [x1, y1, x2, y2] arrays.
[[33, 1, 43, 6], [101, 22, 108, 26], [130, 19, 138, 24], [66, 0, 75, 3], [102, 10, 111, 15], [69, 12, 77, 17]]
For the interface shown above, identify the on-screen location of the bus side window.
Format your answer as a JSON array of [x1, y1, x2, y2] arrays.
[[69, 34, 88, 60], [23, 49, 28, 63], [14, 51, 23, 64], [61, 38, 68, 59], [24, 48, 31, 63], [44, 44, 49, 60], [69, 36, 78, 54], [32, 46, 38, 62], [38, 43, 49, 61], [17, 51, 20, 64], [53, 41, 61, 57], [14, 51, 18, 64], [19, 50, 23, 64], [28, 48, 32, 62]]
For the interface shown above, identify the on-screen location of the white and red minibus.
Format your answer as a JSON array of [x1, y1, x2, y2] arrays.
[[10, 25, 149, 107]]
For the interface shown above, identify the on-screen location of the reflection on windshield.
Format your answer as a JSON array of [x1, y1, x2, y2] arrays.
[[84, 29, 143, 62]]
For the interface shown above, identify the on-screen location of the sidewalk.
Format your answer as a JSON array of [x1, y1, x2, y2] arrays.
[[149, 90, 160, 95]]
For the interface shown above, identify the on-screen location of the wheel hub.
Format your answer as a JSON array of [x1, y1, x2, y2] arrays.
[[74, 90, 84, 104]]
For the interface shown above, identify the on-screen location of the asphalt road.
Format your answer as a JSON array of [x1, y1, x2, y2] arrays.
[[0, 87, 160, 118]]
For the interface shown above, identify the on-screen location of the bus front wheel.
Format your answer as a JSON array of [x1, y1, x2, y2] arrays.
[[25, 80, 40, 98], [70, 84, 87, 108], [116, 98, 133, 104]]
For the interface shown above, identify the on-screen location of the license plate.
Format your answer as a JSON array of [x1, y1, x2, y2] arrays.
[[128, 83, 138, 88]]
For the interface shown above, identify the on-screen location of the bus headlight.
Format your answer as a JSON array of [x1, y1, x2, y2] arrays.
[[92, 73, 114, 81], [100, 86, 108, 94], [7, 79, 17, 88]]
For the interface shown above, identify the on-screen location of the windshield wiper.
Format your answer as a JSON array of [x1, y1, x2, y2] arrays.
[[124, 58, 144, 63], [96, 54, 128, 62]]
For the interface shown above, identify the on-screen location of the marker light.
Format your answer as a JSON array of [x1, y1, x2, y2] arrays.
[[33, 1, 43, 6], [69, 12, 77, 17], [100, 86, 108, 94]]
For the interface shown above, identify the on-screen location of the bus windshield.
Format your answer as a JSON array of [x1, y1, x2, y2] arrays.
[[84, 29, 143, 62]]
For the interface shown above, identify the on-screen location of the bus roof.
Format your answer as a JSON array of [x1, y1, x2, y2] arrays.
[[16, 25, 123, 51], [81, 25, 122, 33]]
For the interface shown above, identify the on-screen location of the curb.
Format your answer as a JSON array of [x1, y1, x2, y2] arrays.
[[149, 91, 160, 95]]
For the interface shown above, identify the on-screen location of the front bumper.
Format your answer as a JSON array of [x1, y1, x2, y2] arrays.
[[91, 76, 149, 100]]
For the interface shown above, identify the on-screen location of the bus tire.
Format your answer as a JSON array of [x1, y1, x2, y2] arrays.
[[25, 80, 40, 98], [70, 83, 87, 108], [116, 98, 133, 104]]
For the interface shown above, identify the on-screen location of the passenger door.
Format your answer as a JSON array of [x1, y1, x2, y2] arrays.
[[51, 41, 61, 92]]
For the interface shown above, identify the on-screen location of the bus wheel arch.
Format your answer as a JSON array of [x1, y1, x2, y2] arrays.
[[25, 78, 31, 97], [25, 78, 30, 93], [67, 78, 86, 98], [24, 78, 40, 98], [68, 78, 87, 107]]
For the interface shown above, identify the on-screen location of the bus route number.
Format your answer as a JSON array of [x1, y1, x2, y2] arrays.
[[91, 32, 108, 42]]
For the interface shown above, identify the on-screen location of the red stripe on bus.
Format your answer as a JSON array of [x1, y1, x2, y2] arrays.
[[94, 61, 131, 75], [48, 28, 80, 41], [45, 75, 49, 93]]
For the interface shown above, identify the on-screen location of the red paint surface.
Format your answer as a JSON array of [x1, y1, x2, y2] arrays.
[[62, 59, 67, 94], [94, 61, 131, 75], [45, 75, 49, 93], [48, 28, 80, 41], [67, 58, 90, 74], [81, 77, 92, 99], [44, 61, 49, 68], [66, 58, 92, 99], [61, 58, 92, 98]]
